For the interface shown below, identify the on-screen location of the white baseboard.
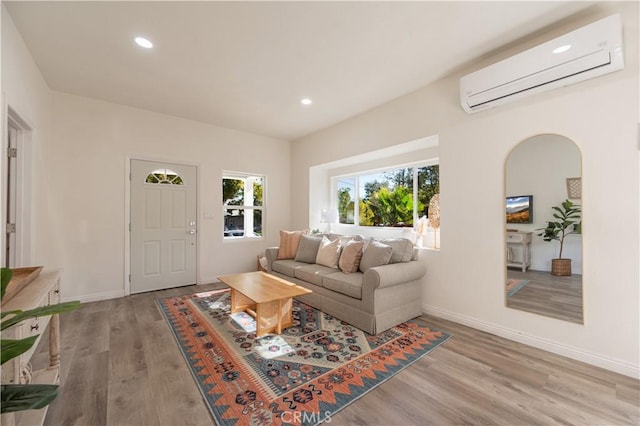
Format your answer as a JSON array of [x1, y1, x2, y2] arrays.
[[423, 304, 640, 379], [61, 290, 125, 304], [60, 281, 216, 304]]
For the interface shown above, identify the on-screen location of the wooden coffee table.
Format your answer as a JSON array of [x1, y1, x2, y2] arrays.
[[217, 271, 312, 337]]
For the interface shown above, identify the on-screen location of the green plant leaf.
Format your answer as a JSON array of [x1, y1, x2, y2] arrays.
[[574, 222, 582, 234], [1, 309, 23, 319], [0, 384, 59, 413], [536, 199, 582, 258], [1, 301, 81, 331], [0, 272, 79, 416], [1, 268, 12, 302], [1, 336, 39, 365]]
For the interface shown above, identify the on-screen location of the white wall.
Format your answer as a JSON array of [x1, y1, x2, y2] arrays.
[[506, 134, 582, 272], [1, 5, 53, 268], [49, 92, 291, 300], [292, 4, 639, 377], [2, 7, 292, 301]]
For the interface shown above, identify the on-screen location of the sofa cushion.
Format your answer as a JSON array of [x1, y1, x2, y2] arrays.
[[271, 259, 307, 277], [359, 240, 393, 272], [333, 234, 364, 245], [323, 272, 364, 299], [339, 239, 364, 273], [276, 230, 307, 260], [295, 234, 323, 263], [294, 264, 339, 286], [316, 236, 342, 268], [380, 238, 415, 263]]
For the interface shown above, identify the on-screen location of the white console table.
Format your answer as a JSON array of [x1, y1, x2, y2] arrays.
[[1, 269, 62, 426], [506, 231, 532, 272]]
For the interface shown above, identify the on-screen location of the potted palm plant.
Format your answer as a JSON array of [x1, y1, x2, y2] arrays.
[[536, 199, 581, 276]]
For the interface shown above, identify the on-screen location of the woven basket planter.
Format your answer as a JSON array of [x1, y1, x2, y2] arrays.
[[551, 258, 572, 276]]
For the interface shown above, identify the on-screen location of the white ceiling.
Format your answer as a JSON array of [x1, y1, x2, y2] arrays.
[[4, 1, 594, 140]]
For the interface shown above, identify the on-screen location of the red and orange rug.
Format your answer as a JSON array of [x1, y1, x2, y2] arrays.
[[506, 278, 531, 297], [157, 289, 451, 425]]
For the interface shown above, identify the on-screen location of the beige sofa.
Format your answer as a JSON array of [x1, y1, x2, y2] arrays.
[[264, 235, 426, 334]]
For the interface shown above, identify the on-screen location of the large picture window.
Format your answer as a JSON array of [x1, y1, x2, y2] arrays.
[[223, 173, 264, 239], [335, 163, 439, 228]]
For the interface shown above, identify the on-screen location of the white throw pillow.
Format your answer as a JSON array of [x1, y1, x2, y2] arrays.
[[380, 238, 415, 263], [315, 236, 341, 269]]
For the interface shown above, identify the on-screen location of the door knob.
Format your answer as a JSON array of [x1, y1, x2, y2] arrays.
[[188, 229, 196, 234]]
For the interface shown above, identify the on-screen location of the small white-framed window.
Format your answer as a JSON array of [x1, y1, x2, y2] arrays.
[[222, 172, 264, 239]]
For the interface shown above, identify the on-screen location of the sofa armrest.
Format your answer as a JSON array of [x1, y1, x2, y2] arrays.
[[264, 247, 279, 272], [363, 261, 426, 290]]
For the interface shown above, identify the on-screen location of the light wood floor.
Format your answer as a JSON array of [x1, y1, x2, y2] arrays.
[[506, 269, 583, 324], [35, 283, 638, 426]]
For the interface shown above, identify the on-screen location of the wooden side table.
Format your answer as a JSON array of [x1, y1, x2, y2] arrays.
[[506, 231, 532, 272]]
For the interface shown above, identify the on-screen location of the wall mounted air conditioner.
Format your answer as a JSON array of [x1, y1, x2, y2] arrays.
[[460, 14, 624, 114]]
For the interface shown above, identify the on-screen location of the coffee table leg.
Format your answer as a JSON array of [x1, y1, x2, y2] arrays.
[[276, 299, 282, 334], [231, 290, 257, 315], [230, 289, 237, 313], [280, 297, 294, 329], [253, 300, 283, 337], [256, 303, 262, 337]]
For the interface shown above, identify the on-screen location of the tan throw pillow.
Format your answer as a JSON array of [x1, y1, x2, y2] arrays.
[[276, 230, 307, 260], [315, 236, 341, 269], [339, 239, 364, 273]]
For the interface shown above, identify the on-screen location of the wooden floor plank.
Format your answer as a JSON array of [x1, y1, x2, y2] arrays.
[[44, 350, 109, 426], [507, 269, 583, 323], [38, 283, 638, 426], [106, 370, 161, 426], [617, 381, 640, 405], [543, 373, 640, 425], [108, 298, 147, 381]]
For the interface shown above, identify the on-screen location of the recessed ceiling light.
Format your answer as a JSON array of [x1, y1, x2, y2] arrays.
[[552, 44, 571, 54], [135, 37, 153, 49], [300, 98, 313, 105]]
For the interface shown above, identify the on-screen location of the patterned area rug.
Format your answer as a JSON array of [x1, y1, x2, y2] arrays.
[[506, 278, 531, 297], [157, 289, 451, 425]]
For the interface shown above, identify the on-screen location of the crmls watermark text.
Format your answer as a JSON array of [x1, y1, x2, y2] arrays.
[[280, 411, 332, 424]]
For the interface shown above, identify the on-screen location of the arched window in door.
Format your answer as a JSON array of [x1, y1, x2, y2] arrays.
[[145, 169, 184, 185]]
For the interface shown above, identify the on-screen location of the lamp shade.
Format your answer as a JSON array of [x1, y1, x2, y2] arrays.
[[320, 208, 339, 224]]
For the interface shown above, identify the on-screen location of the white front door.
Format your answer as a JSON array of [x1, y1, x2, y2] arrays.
[[130, 160, 197, 293]]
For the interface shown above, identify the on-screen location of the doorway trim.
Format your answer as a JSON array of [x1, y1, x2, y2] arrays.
[[2, 103, 34, 267], [124, 155, 201, 296]]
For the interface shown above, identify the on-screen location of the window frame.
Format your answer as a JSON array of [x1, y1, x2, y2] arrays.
[[222, 171, 265, 241], [145, 168, 184, 185], [331, 159, 439, 230]]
